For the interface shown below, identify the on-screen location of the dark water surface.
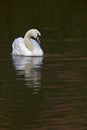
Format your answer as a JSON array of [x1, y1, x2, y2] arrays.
[[0, 0, 87, 130]]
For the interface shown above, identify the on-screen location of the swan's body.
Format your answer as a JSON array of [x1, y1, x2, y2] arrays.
[[12, 29, 44, 56]]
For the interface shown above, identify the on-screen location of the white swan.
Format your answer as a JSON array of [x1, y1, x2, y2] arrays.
[[12, 29, 44, 56]]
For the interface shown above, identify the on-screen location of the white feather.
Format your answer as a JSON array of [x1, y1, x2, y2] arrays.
[[12, 29, 44, 56]]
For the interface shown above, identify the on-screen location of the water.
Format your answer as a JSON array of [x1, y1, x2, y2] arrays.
[[0, 0, 87, 130]]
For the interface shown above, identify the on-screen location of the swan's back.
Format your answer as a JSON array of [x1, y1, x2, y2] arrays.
[[12, 37, 32, 56]]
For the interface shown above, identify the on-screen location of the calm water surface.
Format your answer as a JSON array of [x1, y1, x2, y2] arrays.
[[0, 40, 87, 130], [0, 0, 87, 130]]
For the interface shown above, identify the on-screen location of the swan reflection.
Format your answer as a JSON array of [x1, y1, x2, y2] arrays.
[[12, 55, 43, 92]]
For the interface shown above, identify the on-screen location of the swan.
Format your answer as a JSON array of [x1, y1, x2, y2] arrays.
[[12, 29, 44, 56]]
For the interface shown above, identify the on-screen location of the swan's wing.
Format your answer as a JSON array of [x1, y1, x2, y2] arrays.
[[30, 38, 44, 56], [12, 37, 32, 56], [12, 37, 23, 55]]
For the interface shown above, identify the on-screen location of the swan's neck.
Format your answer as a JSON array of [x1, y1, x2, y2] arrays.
[[24, 34, 34, 51]]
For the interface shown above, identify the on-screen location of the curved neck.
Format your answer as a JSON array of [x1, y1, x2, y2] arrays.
[[24, 32, 34, 51]]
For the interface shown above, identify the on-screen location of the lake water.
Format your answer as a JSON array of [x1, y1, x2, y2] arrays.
[[0, 0, 87, 130]]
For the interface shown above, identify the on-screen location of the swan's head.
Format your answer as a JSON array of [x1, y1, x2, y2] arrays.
[[25, 29, 41, 44]]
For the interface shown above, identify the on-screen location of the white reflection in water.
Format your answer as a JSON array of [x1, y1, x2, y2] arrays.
[[12, 55, 43, 92]]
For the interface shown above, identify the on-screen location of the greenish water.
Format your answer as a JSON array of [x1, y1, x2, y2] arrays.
[[0, 0, 87, 130]]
